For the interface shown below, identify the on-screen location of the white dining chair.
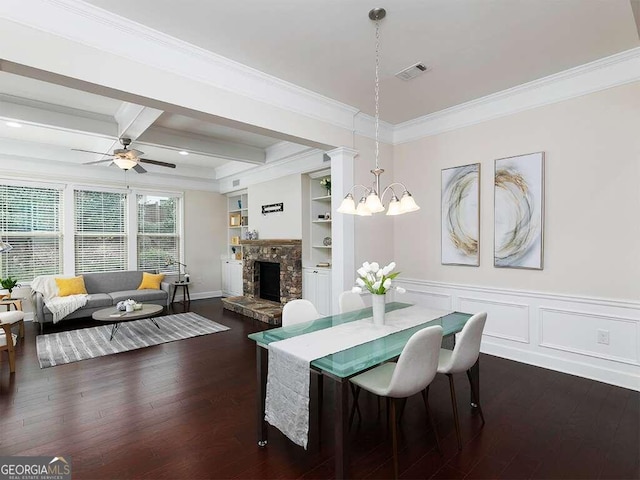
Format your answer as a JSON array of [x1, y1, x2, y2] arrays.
[[281, 299, 321, 326], [338, 291, 366, 314], [349, 325, 443, 479], [437, 311, 487, 450]]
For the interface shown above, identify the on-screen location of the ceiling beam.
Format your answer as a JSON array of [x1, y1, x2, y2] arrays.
[[97, 101, 165, 155], [0, 96, 117, 137], [114, 102, 164, 140], [137, 126, 266, 164]]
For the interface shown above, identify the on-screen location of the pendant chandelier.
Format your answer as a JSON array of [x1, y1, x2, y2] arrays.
[[337, 7, 420, 217]]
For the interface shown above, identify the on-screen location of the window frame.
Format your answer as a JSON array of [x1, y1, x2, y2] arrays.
[[0, 179, 64, 283], [135, 191, 184, 275]]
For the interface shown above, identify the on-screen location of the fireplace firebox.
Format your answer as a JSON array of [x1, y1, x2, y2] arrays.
[[257, 261, 280, 302]]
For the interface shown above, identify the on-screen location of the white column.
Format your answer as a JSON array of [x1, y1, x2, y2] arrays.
[[327, 147, 358, 314]]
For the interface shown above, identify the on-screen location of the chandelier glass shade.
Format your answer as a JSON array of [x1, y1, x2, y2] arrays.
[[337, 8, 420, 217]]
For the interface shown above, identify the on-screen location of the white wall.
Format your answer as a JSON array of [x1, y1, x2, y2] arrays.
[[392, 82, 640, 390], [248, 174, 302, 239], [183, 190, 227, 298]]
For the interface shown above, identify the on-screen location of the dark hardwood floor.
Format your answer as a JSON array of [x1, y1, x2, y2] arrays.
[[1, 299, 638, 479]]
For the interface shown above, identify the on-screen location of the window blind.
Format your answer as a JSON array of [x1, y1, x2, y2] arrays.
[[137, 194, 180, 273], [74, 190, 127, 273], [0, 184, 63, 281]]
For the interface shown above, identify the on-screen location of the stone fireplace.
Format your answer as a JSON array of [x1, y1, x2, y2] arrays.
[[242, 239, 302, 303], [221, 239, 302, 324]]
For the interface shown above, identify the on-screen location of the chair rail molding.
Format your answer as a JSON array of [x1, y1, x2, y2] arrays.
[[395, 277, 640, 391]]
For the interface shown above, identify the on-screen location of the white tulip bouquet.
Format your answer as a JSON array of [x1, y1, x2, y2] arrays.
[[352, 261, 406, 295]]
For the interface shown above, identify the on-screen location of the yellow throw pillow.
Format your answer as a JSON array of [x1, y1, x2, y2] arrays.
[[138, 272, 165, 290], [55, 276, 87, 297]]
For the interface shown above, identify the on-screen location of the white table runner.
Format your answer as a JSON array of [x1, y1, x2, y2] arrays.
[[264, 305, 451, 448]]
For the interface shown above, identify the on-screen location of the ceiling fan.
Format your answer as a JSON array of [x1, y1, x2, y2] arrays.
[[73, 137, 176, 173]]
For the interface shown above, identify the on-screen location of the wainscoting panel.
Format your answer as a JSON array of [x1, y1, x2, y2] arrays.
[[459, 296, 530, 343], [540, 307, 639, 365], [396, 278, 640, 391], [402, 288, 452, 311]]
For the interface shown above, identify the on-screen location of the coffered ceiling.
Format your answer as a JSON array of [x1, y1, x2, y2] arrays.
[[0, 71, 288, 182]]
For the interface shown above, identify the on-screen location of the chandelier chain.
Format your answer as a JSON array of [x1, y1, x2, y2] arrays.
[[374, 19, 380, 172]]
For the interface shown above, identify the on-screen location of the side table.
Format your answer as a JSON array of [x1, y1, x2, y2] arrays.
[[171, 282, 191, 305]]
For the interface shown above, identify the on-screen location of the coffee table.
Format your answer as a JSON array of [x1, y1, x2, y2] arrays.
[[92, 304, 164, 341]]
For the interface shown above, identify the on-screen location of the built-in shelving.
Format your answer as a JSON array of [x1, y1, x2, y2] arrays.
[[309, 172, 332, 268], [227, 191, 248, 260]]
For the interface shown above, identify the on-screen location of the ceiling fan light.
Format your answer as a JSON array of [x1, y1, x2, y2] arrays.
[[356, 197, 372, 216], [386, 195, 403, 216], [337, 194, 357, 215], [399, 191, 420, 213], [113, 158, 137, 170], [365, 191, 385, 213]]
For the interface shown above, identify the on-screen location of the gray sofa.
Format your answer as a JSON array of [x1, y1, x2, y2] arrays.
[[33, 270, 171, 334]]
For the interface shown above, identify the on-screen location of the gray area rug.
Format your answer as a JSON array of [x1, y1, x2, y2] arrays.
[[36, 312, 230, 368]]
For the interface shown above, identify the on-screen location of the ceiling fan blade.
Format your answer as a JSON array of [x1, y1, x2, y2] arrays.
[[83, 159, 114, 165], [128, 148, 144, 157], [139, 158, 176, 169], [72, 148, 113, 156], [133, 164, 147, 174]]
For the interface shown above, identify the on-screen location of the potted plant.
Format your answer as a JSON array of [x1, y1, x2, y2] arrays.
[[0, 276, 20, 296]]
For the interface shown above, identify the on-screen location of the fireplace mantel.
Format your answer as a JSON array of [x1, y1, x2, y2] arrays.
[[240, 239, 301, 246]]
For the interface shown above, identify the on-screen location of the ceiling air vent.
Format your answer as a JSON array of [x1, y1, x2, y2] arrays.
[[232, 179, 240, 187], [395, 62, 430, 81]]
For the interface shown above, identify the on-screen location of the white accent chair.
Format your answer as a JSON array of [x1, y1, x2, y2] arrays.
[[281, 299, 321, 326], [437, 311, 487, 450], [338, 291, 366, 314], [0, 310, 25, 374], [350, 325, 443, 479]]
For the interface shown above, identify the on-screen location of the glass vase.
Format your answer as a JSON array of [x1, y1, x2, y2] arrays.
[[372, 293, 386, 325]]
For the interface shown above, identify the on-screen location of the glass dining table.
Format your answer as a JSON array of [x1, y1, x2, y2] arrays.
[[248, 302, 477, 479]]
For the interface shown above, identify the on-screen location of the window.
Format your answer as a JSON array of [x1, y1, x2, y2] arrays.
[[74, 189, 127, 273], [0, 184, 63, 282], [137, 194, 180, 273]]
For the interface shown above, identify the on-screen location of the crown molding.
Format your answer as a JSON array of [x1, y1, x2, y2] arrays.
[[1, 0, 359, 132], [354, 112, 394, 145], [393, 47, 640, 144]]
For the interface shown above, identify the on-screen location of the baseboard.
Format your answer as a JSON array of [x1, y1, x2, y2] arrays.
[[190, 290, 222, 300], [396, 278, 640, 392], [481, 338, 640, 392], [173, 290, 222, 302]]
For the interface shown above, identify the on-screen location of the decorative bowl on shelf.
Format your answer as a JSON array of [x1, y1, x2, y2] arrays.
[[323, 236, 332, 246]]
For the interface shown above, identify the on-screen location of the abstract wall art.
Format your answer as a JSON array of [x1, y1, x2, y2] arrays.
[[494, 152, 544, 269], [441, 163, 480, 266]]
